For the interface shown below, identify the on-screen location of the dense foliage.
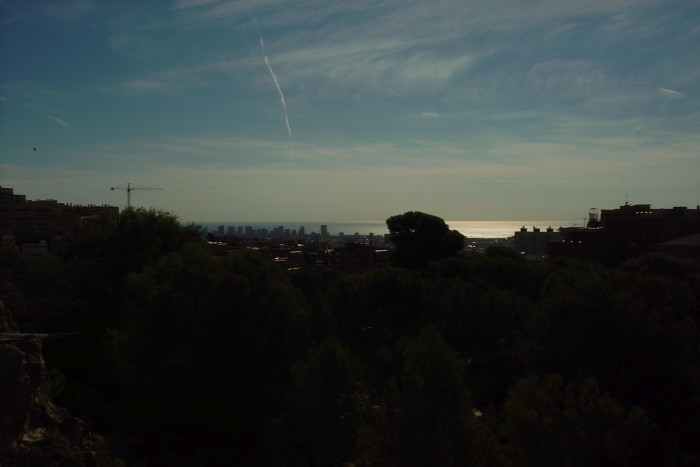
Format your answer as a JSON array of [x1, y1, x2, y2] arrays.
[[386, 211, 465, 270], [2, 208, 699, 465]]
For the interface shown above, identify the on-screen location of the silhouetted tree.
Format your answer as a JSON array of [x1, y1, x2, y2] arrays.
[[501, 375, 660, 466], [358, 325, 477, 466], [485, 245, 519, 258], [386, 211, 465, 270], [326, 267, 433, 365], [282, 337, 366, 466], [18, 200, 700, 466], [110, 247, 310, 464]]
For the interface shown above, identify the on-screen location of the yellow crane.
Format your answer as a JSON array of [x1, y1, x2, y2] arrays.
[[110, 182, 163, 208]]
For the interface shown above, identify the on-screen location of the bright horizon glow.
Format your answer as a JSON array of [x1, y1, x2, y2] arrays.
[[194, 219, 577, 224], [1, 1, 699, 221], [196, 219, 579, 239]]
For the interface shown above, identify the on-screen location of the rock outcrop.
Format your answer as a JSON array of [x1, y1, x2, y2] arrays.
[[0, 299, 19, 333], [0, 336, 112, 466]]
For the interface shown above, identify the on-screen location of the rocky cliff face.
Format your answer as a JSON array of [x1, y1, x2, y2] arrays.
[[0, 303, 113, 466], [0, 299, 18, 333]]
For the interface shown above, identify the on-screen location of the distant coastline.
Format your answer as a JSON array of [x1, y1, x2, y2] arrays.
[[196, 220, 578, 239]]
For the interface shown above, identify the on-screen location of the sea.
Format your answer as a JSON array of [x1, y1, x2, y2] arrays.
[[198, 220, 579, 239]]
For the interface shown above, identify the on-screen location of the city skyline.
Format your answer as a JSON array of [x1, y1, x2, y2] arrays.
[[1, 1, 699, 222]]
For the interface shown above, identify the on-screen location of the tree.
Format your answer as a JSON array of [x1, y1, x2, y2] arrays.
[[358, 324, 477, 466], [501, 375, 660, 466], [386, 211, 465, 270], [282, 337, 366, 466], [111, 248, 311, 464], [100, 207, 203, 273], [485, 245, 519, 258]]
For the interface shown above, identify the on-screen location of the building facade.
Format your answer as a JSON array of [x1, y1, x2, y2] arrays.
[[549, 203, 700, 264], [0, 186, 119, 248], [512, 226, 561, 259], [329, 243, 390, 273]]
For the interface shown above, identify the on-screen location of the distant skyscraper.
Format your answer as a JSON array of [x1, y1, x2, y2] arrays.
[[321, 224, 328, 238]]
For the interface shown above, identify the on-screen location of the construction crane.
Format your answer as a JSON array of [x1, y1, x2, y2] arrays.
[[110, 182, 163, 208]]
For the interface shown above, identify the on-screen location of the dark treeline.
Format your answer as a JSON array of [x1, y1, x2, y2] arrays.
[[2, 208, 700, 466]]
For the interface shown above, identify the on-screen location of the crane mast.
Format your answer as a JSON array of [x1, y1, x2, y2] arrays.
[[110, 182, 163, 208]]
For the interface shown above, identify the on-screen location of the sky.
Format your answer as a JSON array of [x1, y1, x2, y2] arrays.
[[1, 0, 699, 223]]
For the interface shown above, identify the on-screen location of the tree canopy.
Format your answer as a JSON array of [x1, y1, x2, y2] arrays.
[[386, 211, 465, 270], [5, 206, 699, 465]]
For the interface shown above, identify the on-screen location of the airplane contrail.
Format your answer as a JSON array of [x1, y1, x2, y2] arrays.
[[255, 19, 292, 138], [264, 56, 292, 138]]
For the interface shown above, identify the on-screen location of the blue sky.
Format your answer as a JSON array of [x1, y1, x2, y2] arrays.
[[1, 0, 699, 222]]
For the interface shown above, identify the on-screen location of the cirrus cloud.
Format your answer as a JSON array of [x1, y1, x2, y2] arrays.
[[657, 87, 686, 98], [42, 114, 70, 127]]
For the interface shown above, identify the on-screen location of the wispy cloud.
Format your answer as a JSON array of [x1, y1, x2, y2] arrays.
[[44, 0, 94, 22], [657, 87, 686, 98], [278, 43, 476, 97], [525, 60, 614, 96], [0, 81, 72, 102], [42, 114, 70, 127], [96, 0, 694, 104], [97, 56, 257, 95], [0, 97, 8, 102], [122, 80, 171, 94], [173, 0, 222, 9], [5, 0, 698, 221], [99, 131, 700, 220], [99, 76, 183, 94]]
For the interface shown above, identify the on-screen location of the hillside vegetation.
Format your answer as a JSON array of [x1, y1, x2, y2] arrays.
[[2, 208, 699, 466]]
